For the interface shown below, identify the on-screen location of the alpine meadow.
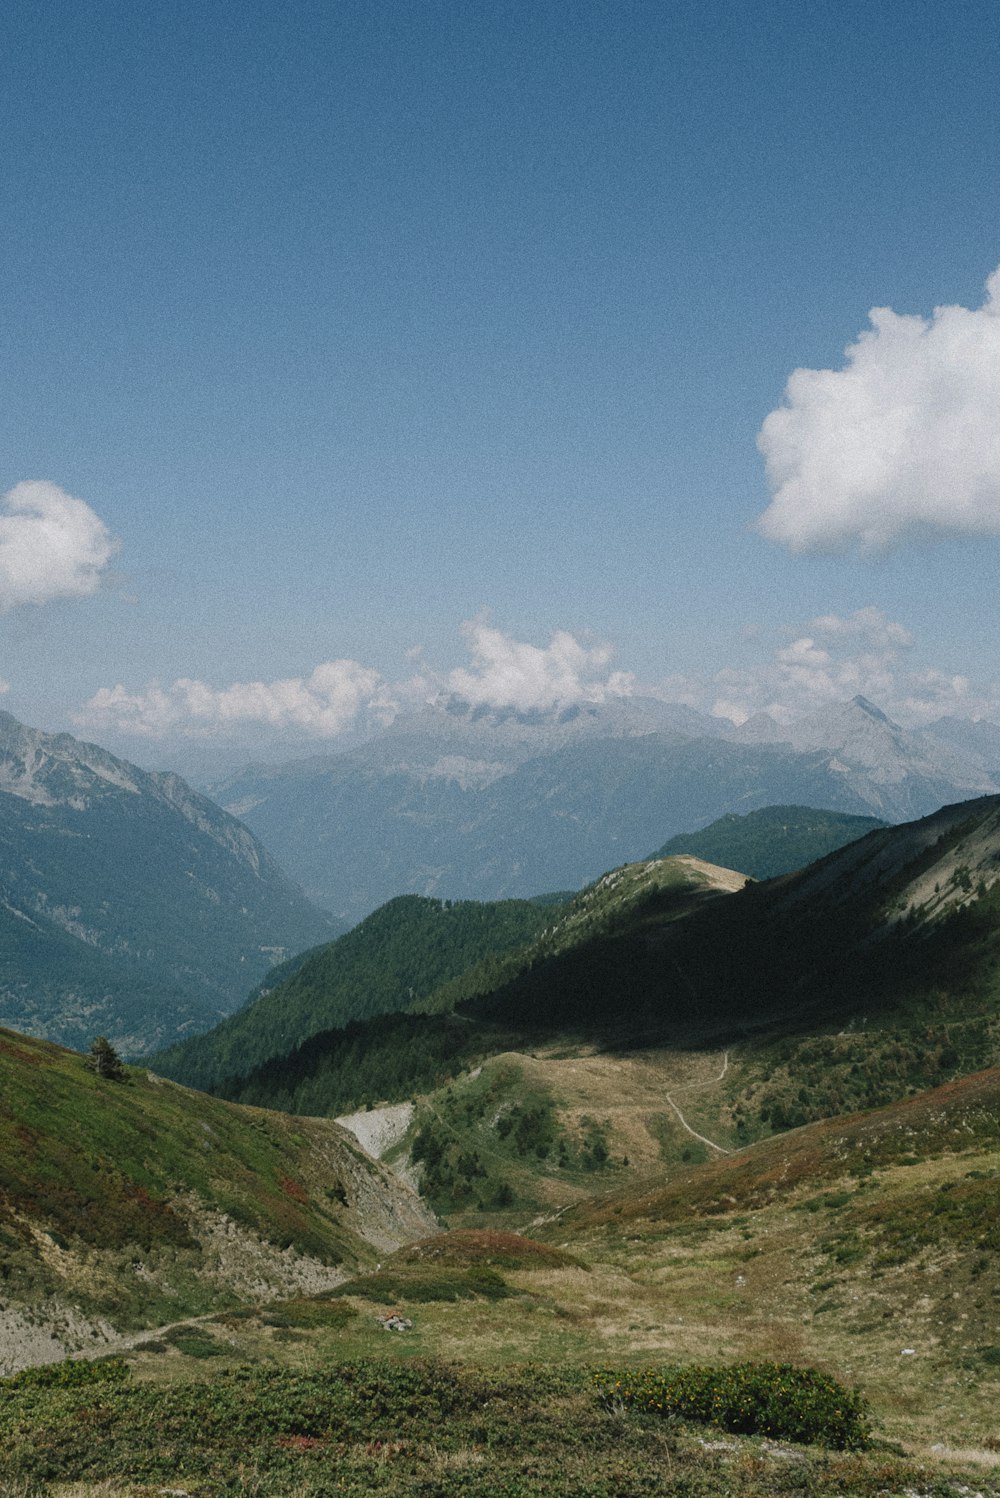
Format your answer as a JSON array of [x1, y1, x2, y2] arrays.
[[4, 2, 1000, 1494]]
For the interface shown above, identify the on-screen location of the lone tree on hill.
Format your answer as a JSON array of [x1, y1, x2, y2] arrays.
[[86, 1035, 125, 1081]]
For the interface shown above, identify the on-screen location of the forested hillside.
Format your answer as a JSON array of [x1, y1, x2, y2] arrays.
[[152, 894, 551, 1091], [653, 804, 886, 877], [198, 798, 1000, 1131], [194, 857, 746, 1116]]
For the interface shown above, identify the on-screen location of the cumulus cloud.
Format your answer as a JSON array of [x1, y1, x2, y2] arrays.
[[444, 615, 634, 711], [0, 481, 119, 608], [758, 268, 1000, 552], [75, 660, 392, 739], [694, 605, 1000, 728]]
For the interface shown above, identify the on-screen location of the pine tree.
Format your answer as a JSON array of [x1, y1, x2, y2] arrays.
[[86, 1035, 125, 1081]]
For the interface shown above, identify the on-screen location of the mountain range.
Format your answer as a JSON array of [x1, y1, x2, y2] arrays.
[[0, 713, 334, 1053], [4, 691, 1000, 1059], [207, 693, 1000, 921]]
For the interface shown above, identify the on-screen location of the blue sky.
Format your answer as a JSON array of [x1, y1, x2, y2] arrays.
[[4, 0, 1000, 770]]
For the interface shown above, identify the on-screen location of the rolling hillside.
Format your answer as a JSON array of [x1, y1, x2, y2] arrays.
[[175, 797, 1000, 1169], [0, 1027, 433, 1371], [3, 1055, 994, 1493], [177, 855, 748, 1117]]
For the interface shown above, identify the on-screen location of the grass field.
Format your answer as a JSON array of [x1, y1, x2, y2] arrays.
[[2, 1033, 998, 1493], [3, 1142, 997, 1498]]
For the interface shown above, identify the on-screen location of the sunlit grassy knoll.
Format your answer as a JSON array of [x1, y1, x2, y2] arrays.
[[385, 1042, 740, 1230]]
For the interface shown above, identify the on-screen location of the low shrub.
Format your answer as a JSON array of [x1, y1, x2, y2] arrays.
[[260, 1299, 356, 1329], [596, 1361, 872, 1449], [164, 1326, 224, 1359], [331, 1266, 514, 1303], [0, 1356, 128, 1394]]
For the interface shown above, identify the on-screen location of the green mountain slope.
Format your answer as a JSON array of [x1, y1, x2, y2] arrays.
[[0, 1026, 433, 1362], [151, 894, 553, 1092], [1, 1066, 996, 1490], [198, 856, 747, 1117], [653, 804, 887, 878], [0, 712, 335, 1053], [197, 796, 1000, 1152]]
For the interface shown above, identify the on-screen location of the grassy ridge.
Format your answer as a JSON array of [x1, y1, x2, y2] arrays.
[[207, 858, 738, 1117], [0, 1028, 427, 1331]]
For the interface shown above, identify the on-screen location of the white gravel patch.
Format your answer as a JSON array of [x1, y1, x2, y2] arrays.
[[335, 1101, 414, 1159], [0, 1304, 119, 1377]]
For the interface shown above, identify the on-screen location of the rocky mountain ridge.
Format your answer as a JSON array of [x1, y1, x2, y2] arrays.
[[0, 712, 334, 1053], [208, 694, 1000, 921]]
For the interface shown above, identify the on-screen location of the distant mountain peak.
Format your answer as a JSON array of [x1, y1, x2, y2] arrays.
[[0, 710, 333, 1053], [848, 695, 893, 723]]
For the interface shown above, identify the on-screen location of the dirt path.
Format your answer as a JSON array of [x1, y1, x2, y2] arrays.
[[662, 1050, 731, 1154]]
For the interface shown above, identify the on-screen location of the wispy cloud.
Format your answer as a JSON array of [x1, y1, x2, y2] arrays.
[[0, 481, 119, 609], [701, 607, 1000, 728], [76, 660, 392, 739], [710, 608, 913, 723], [758, 268, 1000, 553]]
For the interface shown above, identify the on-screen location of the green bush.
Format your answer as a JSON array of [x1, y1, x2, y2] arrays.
[[0, 1356, 128, 1394], [596, 1361, 871, 1449], [164, 1327, 224, 1359]]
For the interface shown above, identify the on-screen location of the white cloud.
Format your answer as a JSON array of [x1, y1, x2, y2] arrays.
[[708, 608, 914, 723], [808, 606, 913, 651], [0, 481, 119, 609], [890, 669, 1000, 727], [75, 660, 392, 739], [75, 617, 636, 743], [694, 606, 1000, 728], [74, 606, 1000, 752], [758, 268, 1000, 552], [445, 615, 633, 711]]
